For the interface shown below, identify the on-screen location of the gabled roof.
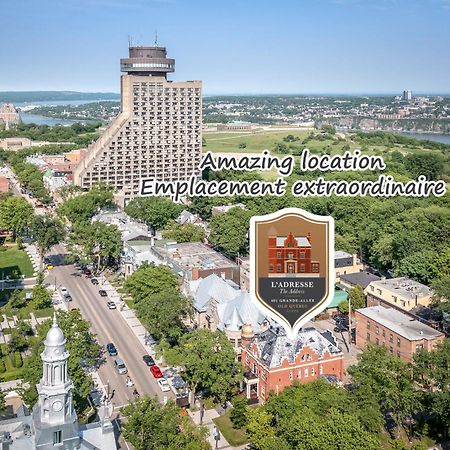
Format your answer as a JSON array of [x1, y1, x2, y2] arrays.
[[189, 273, 240, 312]]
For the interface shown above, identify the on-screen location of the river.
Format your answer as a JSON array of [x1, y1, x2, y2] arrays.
[[16, 99, 117, 126]]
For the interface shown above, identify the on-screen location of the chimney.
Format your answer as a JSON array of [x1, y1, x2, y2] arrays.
[[191, 267, 200, 281]]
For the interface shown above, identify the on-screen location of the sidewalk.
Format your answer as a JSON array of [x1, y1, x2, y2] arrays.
[[188, 408, 248, 450]]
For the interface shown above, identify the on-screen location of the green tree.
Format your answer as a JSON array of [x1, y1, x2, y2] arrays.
[[30, 216, 65, 268], [70, 221, 122, 270], [0, 196, 33, 237], [57, 185, 113, 225], [124, 263, 178, 304], [0, 389, 5, 414], [162, 220, 205, 243], [404, 152, 444, 180], [32, 284, 52, 310], [135, 289, 191, 343], [122, 397, 209, 450], [125, 197, 183, 232], [348, 345, 420, 437], [338, 300, 349, 315], [209, 207, 252, 257], [8, 328, 28, 353], [246, 408, 289, 450], [349, 285, 366, 310], [8, 290, 26, 310], [413, 339, 450, 437], [165, 329, 241, 403], [230, 397, 248, 429]]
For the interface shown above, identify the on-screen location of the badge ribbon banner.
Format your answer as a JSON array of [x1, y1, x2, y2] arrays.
[[250, 208, 335, 339]]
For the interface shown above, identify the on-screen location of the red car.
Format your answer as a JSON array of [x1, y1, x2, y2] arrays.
[[150, 365, 163, 379]]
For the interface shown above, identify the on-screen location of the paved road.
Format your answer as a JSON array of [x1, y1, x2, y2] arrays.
[[45, 244, 173, 410]]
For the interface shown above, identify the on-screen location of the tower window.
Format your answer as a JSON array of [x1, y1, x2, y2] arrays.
[[53, 430, 62, 444]]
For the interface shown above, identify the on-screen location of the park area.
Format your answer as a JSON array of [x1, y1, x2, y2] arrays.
[[0, 244, 34, 280]]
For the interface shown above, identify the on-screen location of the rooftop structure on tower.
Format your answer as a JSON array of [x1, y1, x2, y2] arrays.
[[73, 41, 202, 203]]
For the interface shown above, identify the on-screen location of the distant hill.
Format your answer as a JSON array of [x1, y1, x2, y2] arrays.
[[0, 91, 120, 103]]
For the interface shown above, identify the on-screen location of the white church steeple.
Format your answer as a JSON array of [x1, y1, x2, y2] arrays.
[[32, 313, 81, 449]]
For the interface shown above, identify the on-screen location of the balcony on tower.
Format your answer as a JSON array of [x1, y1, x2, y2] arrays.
[[120, 46, 175, 78]]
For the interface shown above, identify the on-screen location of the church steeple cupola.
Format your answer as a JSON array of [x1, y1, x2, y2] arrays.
[[32, 314, 81, 449]]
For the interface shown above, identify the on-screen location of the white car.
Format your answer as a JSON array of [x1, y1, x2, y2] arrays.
[[107, 301, 116, 310], [60, 287, 69, 297], [157, 378, 170, 392]]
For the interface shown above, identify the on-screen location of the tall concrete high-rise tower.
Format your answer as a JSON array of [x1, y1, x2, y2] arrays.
[[73, 44, 202, 201]]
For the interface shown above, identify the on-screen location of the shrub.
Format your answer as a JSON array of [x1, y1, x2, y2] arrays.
[[14, 352, 23, 368], [0, 359, 5, 373], [230, 397, 248, 429]]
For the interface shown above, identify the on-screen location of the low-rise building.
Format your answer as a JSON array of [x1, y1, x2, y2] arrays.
[[339, 272, 381, 291], [334, 251, 364, 282], [211, 203, 246, 215], [364, 277, 433, 312], [152, 242, 240, 283], [0, 137, 32, 150], [241, 325, 344, 403], [355, 306, 445, 362], [92, 210, 152, 244]]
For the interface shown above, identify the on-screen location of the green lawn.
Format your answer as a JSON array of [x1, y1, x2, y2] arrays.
[[203, 129, 435, 159], [0, 245, 34, 279], [213, 410, 248, 447]]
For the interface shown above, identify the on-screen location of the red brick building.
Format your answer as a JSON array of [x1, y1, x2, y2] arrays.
[[355, 306, 445, 363], [268, 232, 320, 277], [241, 325, 344, 403], [0, 176, 10, 194]]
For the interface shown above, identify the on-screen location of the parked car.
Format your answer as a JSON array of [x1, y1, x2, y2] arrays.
[[114, 358, 128, 375], [90, 278, 99, 285], [163, 367, 177, 379], [334, 324, 348, 333], [143, 355, 155, 366], [107, 301, 116, 310], [65, 294, 72, 302], [106, 343, 117, 356], [99, 290, 107, 297], [172, 375, 186, 390], [83, 268, 92, 277], [150, 365, 163, 378], [157, 378, 170, 392]]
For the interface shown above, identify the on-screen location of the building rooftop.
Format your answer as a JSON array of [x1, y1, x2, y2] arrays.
[[153, 242, 237, 274], [340, 272, 381, 289], [252, 327, 341, 368], [335, 250, 352, 259], [274, 236, 311, 247], [217, 292, 267, 333], [92, 209, 151, 242], [189, 273, 240, 312], [367, 277, 433, 299], [357, 306, 443, 341]]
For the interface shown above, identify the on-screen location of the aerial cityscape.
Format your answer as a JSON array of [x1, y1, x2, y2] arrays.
[[0, 1, 449, 449]]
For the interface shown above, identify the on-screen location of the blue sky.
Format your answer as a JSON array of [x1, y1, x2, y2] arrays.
[[1, 0, 449, 94]]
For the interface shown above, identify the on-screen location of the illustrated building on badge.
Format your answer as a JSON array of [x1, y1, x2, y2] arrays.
[[73, 44, 202, 202], [268, 232, 320, 277]]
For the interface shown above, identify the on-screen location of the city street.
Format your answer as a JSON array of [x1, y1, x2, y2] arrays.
[[45, 244, 174, 410]]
